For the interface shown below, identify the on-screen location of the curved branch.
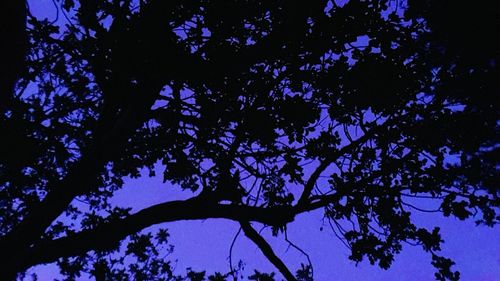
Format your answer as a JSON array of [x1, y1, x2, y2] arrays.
[[228, 227, 242, 279], [24, 198, 296, 270]]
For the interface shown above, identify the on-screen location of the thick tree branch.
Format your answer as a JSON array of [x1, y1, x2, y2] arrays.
[[24, 198, 295, 269], [240, 221, 297, 281], [0, 1, 314, 271], [0, 81, 164, 263]]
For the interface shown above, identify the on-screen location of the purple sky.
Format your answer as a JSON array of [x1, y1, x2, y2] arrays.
[[25, 1, 500, 280], [28, 166, 500, 280], [112, 171, 500, 281]]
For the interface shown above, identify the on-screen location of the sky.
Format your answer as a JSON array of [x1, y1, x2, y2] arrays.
[[25, 1, 500, 280], [29, 166, 500, 280], [113, 170, 500, 281]]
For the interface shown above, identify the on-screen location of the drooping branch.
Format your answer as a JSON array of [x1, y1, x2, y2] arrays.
[[240, 221, 297, 281]]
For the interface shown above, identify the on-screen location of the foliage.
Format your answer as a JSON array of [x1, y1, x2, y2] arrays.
[[0, 0, 498, 280]]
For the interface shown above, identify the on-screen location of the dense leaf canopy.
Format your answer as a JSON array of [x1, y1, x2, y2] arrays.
[[0, 0, 498, 280]]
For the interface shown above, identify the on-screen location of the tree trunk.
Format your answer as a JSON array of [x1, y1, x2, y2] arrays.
[[0, 1, 27, 111]]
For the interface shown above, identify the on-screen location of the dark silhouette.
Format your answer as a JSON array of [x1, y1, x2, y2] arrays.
[[0, 1, 498, 280], [0, 2, 27, 112]]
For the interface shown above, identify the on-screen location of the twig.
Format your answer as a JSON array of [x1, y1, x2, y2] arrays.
[[284, 230, 314, 279], [228, 227, 242, 281]]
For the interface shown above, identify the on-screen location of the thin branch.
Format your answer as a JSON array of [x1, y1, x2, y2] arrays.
[[240, 221, 296, 281], [284, 230, 314, 279], [297, 124, 385, 206], [228, 227, 242, 281]]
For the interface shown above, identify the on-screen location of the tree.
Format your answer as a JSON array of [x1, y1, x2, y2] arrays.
[[0, 0, 498, 280], [0, 1, 28, 111]]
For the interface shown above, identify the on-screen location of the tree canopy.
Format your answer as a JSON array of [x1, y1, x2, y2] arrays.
[[0, 0, 498, 280]]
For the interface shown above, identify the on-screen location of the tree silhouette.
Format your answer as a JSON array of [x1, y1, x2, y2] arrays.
[[0, 1, 498, 280], [0, 2, 28, 112]]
